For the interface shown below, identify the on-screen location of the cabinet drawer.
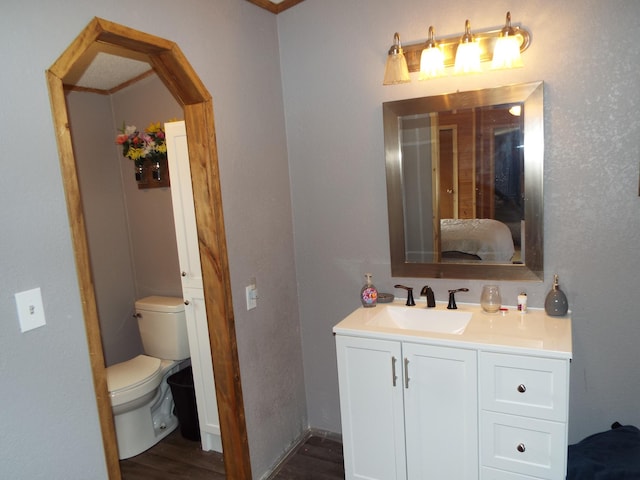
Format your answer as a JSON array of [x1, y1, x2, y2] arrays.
[[480, 412, 566, 480], [480, 352, 568, 421], [481, 466, 542, 479]]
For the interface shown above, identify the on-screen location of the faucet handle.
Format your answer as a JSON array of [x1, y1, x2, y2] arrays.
[[420, 286, 436, 308], [394, 284, 416, 306], [447, 288, 469, 310]]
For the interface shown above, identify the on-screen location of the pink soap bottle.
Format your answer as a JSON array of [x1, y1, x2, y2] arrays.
[[360, 273, 378, 308]]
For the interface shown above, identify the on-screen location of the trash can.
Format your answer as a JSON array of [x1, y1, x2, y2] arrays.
[[167, 366, 201, 441]]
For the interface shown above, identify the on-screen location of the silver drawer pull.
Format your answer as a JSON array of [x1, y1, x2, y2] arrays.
[[404, 357, 410, 389], [391, 356, 398, 387], [517, 384, 527, 393], [517, 443, 526, 453]]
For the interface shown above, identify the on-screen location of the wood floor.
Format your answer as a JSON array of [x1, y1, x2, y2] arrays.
[[120, 429, 345, 479]]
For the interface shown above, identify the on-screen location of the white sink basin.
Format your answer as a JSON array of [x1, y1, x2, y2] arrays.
[[367, 306, 472, 335]]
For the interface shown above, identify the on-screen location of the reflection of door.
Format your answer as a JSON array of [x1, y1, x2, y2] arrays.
[[438, 110, 476, 219], [166, 121, 222, 452], [438, 127, 456, 219]]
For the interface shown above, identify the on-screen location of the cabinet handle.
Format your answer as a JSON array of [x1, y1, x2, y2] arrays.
[[517, 384, 527, 393], [181, 271, 187, 277], [184, 300, 190, 305], [391, 356, 398, 387], [404, 358, 410, 388], [517, 443, 526, 453]]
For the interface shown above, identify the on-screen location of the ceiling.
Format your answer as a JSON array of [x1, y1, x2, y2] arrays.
[[63, 0, 305, 93]]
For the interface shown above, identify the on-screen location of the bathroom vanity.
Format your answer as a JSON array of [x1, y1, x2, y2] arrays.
[[334, 301, 572, 480]]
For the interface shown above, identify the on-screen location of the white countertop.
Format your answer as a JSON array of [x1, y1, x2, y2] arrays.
[[333, 300, 572, 359]]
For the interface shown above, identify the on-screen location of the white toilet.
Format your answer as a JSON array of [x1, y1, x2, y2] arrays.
[[106, 296, 191, 459]]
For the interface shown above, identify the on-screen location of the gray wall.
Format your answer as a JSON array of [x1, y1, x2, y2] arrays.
[[1, 1, 304, 478], [67, 91, 142, 366], [110, 75, 184, 300], [278, 0, 640, 444]]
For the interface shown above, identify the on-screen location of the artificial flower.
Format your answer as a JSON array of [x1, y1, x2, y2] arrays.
[[115, 122, 167, 162]]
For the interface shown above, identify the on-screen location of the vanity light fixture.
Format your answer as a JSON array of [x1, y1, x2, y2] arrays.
[[383, 32, 411, 85], [491, 12, 524, 69], [384, 11, 530, 84], [419, 26, 445, 79], [454, 20, 482, 74]]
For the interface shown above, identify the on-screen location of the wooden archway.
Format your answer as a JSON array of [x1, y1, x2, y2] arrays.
[[46, 17, 251, 479]]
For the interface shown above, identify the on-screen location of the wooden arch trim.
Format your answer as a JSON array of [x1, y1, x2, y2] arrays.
[[246, 0, 305, 14], [46, 17, 251, 480]]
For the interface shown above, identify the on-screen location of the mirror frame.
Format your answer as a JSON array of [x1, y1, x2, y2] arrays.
[[384, 81, 544, 281]]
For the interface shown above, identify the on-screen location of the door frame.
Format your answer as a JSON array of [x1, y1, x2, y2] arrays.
[[46, 17, 251, 479]]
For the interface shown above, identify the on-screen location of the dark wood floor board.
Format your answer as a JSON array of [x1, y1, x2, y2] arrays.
[[144, 434, 225, 472], [270, 436, 344, 480], [120, 429, 345, 480], [297, 436, 344, 465], [122, 452, 225, 480]]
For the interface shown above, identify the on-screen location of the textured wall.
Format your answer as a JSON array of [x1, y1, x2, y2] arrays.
[[0, 1, 305, 478], [279, 0, 640, 444], [67, 91, 142, 366]]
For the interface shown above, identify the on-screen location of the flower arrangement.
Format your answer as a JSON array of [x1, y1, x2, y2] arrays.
[[115, 122, 167, 164]]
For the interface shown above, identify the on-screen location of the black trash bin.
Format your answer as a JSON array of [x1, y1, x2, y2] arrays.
[[167, 366, 201, 441]]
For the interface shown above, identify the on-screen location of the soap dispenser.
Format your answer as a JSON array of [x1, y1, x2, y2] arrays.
[[545, 274, 568, 316], [360, 273, 378, 308]]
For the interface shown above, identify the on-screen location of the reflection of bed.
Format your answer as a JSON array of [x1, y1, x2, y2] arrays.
[[440, 219, 515, 262]]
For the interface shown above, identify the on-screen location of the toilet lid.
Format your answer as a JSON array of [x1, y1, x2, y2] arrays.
[[106, 355, 162, 393]]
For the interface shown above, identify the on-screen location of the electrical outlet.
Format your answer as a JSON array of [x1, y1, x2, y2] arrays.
[[15, 287, 46, 332]]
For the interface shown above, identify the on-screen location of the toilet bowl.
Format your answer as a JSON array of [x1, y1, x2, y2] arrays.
[[109, 355, 163, 415], [106, 296, 191, 459]]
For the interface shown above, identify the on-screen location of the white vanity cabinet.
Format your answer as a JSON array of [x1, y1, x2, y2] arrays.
[[336, 335, 478, 480], [334, 303, 572, 480]]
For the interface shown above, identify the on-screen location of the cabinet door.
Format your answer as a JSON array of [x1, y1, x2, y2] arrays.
[[403, 343, 478, 480], [336, 335, 406, 480], [165, 120, 202, 290], [183, 287, 222, 452]]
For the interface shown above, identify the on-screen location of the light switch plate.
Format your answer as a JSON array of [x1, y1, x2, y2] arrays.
[[246, 284, 257, 310], [15, 287, 46, 332]]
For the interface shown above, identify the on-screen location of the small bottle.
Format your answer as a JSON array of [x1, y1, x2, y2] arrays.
[[545, 274, 568, 316], [360, 273, 378, 308], [517, 292, 527, 313]]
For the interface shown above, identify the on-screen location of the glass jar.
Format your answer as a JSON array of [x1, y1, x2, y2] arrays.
[[480, 285, 501, 314]]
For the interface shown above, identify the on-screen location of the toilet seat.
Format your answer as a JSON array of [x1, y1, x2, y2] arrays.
[[107, 355, 162, 408]]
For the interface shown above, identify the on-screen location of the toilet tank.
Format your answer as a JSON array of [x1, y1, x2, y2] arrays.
[[135, 296, 190, 361]]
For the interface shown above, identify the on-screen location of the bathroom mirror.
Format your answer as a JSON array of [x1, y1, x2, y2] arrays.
[[384, 81, 543, 281]]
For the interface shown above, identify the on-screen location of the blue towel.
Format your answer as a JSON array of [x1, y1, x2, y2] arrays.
[[568, 424, 640, 479]]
